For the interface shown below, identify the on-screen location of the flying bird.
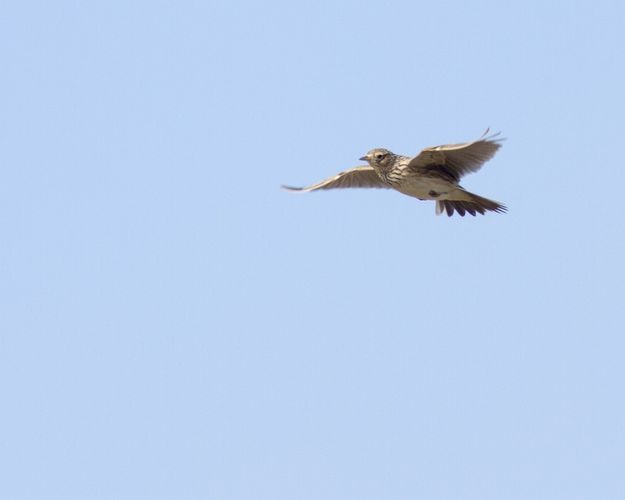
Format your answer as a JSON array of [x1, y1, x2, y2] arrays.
[[282, 130, 506, 216]]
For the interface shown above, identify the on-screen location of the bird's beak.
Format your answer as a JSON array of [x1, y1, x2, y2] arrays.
[[359, 155, 369, 162]]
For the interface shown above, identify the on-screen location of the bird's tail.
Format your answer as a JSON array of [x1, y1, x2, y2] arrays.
[[435, 191, 507, 217]]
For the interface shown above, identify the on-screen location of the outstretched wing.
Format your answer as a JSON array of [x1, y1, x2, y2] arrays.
[[407, 130, 503, 182], [282, 166, 389, 192]]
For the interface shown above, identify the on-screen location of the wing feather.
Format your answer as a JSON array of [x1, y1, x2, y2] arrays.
[[407, 130, 503, 181], [282, 166, 389, 192]]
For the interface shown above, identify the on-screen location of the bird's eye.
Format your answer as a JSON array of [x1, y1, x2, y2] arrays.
[[376, 153, 385, 159]]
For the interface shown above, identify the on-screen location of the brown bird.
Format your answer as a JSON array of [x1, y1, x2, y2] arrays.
[[282, 130, 506, 216]]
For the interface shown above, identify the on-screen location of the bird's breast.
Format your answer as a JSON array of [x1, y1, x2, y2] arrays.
[[393, 175, 457, 200]]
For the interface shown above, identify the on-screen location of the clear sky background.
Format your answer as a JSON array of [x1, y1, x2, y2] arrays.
[[2, 1, 625, 498]]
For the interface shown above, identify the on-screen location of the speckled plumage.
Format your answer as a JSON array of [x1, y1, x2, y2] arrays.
[[283, 130, 507, 217]]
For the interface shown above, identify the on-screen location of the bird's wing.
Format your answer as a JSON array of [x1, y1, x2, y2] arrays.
[[282, 166, 390, 192], [407, 130, 503, 181]]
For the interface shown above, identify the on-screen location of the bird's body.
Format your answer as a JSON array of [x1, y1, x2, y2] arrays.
[[369, 153, 455, 198], [283, 131, 507, 217]]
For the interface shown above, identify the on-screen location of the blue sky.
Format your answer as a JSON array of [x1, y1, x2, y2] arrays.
[[2, 1, 625, 498]]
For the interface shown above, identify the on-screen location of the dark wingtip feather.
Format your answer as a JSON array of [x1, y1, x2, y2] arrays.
[[479, 128, 506, 143]]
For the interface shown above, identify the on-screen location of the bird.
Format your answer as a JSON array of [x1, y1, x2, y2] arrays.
[[282, 130, 506, 217]]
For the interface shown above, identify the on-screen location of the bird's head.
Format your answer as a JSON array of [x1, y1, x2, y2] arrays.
[[359, 148, 394, 169]]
